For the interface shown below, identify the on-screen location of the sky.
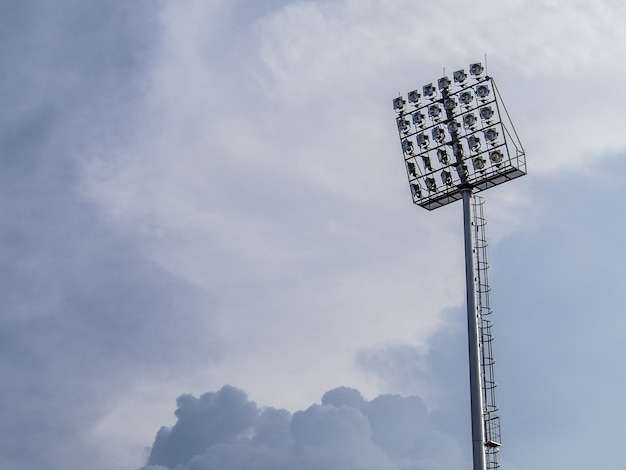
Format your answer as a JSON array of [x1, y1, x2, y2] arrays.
[[1, 0, 626, 469]]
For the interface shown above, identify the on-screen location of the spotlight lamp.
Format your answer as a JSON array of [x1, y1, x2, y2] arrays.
[[397, 118, 410, 133], [468, 135, 481, 151], [484, 128, 498, 142], [393, 62, 526, 210], [479, 106, 494, 120], [412, 112, 425, 126], [472, 156, 486, 170], [422, 155, 433, 171], [432, 127, 445, 143], [441, 170, 452, 185], [460, 91, 473, 105], [489, 150, 504, 165], [423, 83, 436, 98], [469, 62, 484, 76], [444, 97, 457, 111], [428, 104, 442, 119], [411, 183, 422, 198], [448, 120, 460, 133], [476, 84, 490, 99], [393, 97, 405, 112], [416, 133, 429, 148], [453, 69, 467, 83], [437, 149, 450, 165], [408, 90, 421, 104], [464, 113, 477, 128], [425, 177, 437, 192]]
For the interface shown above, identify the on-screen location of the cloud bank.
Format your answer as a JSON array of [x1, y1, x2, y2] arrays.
[[141, 385, 464, 470]]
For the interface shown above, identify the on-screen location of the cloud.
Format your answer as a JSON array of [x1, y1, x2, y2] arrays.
[[142, 384, 465, 470]]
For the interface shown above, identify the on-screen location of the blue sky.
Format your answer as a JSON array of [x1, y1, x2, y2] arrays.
[[1, 1, 626, 469]]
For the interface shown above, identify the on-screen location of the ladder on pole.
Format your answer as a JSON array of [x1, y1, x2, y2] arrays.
[[472, 195, 502, 470]]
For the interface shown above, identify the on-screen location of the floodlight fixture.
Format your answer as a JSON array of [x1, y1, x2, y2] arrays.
[[392, 63, 526, 470], [393, 97, 405, 112], [444, 97, 457, 111], [479, 106, 494, 120], [460, 91, 473, 105], [416, 133, 429, 148], [455, 163, 469, 180], [437, 149, 450, 165], [428, 104, 442, 119], [432, 127, 445, 143], [397, 118, 410, 133], [423, 83, 436, 98], [448, 120, 460, 133], [484, 128, 498, 142], [408, 90, 421, 104], [425, 177, 436, 192], [453, 69, 467, 83], [472, 156, 486, 170], [469, 62, 484, 76], [464, 113, 477, 129], [489, 150, 504, 165], [412, 112, 425, 126], [476, 84, 490, 99], [422, 155, 433, 171], [441, 169, 452, 185], [468, 135, 481, 151], [407, 161, 417, 177]]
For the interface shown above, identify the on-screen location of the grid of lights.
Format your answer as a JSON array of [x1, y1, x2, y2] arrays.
[[393, 63, 526, 210]]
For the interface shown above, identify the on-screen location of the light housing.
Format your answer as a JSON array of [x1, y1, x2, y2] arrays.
[[437, 149, 449, 165], [428, 104, 442, 119], [479, 106, 494, 120], [425, 177, 436, 192], [473, 156, 486, 170], [412, 112, 425, 126], [484, 128, 498, 142], [476, 85, 490, 99], [448, 120, 460, 133], [470, 62, 484, 76], [423, 83, 436, 98], [489, 150, 504, 165], [416, 133, 429, 148], [432, 127, 445, 142], [464, 113, 477, 128], [397, 118, 410, 133], [441, 170, 452, 185], [460, 91, 473, 105], [408, 90, 420, 104], [393, 97, 405, 112], [453, 69, 467, 83]]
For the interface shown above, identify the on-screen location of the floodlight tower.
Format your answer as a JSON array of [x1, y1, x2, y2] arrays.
[[392, 63, 526, 470]]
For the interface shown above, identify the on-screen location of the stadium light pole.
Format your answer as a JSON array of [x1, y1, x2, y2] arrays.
[[392, 63, 526, 470]]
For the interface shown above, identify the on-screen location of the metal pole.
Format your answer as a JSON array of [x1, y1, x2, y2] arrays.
[[462, 187, 486, 470]]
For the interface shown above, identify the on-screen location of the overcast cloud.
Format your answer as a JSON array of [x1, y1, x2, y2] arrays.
[[2, 1, 626, 469]]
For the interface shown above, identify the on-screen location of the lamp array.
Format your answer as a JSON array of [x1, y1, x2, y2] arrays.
[[393, 63, 526, 210]]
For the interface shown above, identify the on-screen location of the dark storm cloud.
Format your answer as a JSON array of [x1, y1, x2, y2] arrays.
[[143, 385, 465, 470], [0, 1, 218, 469]]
